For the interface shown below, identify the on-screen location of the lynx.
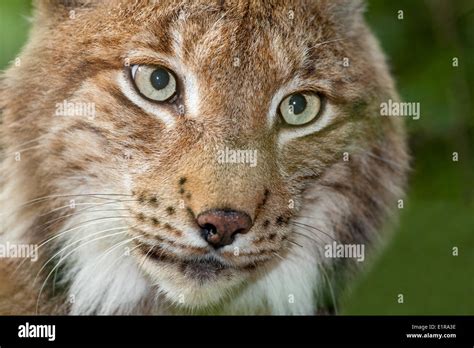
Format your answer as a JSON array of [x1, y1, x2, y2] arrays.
[[0, 0, 408, 315]]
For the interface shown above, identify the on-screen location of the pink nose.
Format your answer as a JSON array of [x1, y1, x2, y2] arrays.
[[196, 209, 253, 248]]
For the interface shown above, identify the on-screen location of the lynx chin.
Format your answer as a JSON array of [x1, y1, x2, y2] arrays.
[[0, 0, 408, 315]]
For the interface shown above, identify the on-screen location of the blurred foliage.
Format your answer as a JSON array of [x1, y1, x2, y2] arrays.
[[0, 0, 473, 314], [0, 0, 31, 69], [341, 0, 474, 315]]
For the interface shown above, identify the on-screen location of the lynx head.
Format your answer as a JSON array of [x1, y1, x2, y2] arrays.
[[0, 0, 408, 314]]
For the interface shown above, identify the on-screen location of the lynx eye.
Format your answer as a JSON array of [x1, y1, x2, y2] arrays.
[[131, 65, 177, 102], [279, 92, 321, 126]]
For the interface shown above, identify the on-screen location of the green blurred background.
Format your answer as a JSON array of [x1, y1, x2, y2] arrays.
[[1, 0, 473, 314]]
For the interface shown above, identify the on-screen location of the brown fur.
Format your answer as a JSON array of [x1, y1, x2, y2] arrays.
[[0, 0, 408, 314]]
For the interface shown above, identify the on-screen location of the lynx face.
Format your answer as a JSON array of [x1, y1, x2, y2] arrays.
[[0, 0, 408, 314]]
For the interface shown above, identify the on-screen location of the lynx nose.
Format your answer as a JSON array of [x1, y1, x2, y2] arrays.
[[197, 209, 252, 248]]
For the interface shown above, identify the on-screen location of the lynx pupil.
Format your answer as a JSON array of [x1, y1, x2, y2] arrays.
[[288, 93, 307, 115], [150, 68, 170, 90]]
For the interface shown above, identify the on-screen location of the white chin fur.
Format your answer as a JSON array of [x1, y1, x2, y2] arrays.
[[57, 189, 329, 315]]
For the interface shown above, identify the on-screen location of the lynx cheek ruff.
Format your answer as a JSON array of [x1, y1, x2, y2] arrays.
[[0, 0, 408, 315]]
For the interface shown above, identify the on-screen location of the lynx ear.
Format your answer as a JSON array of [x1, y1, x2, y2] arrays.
[[316, 0, 367, 34]]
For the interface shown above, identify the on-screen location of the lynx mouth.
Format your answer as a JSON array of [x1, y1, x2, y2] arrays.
[[180, 258, 228, 281], [134, 242, 230, 281]]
